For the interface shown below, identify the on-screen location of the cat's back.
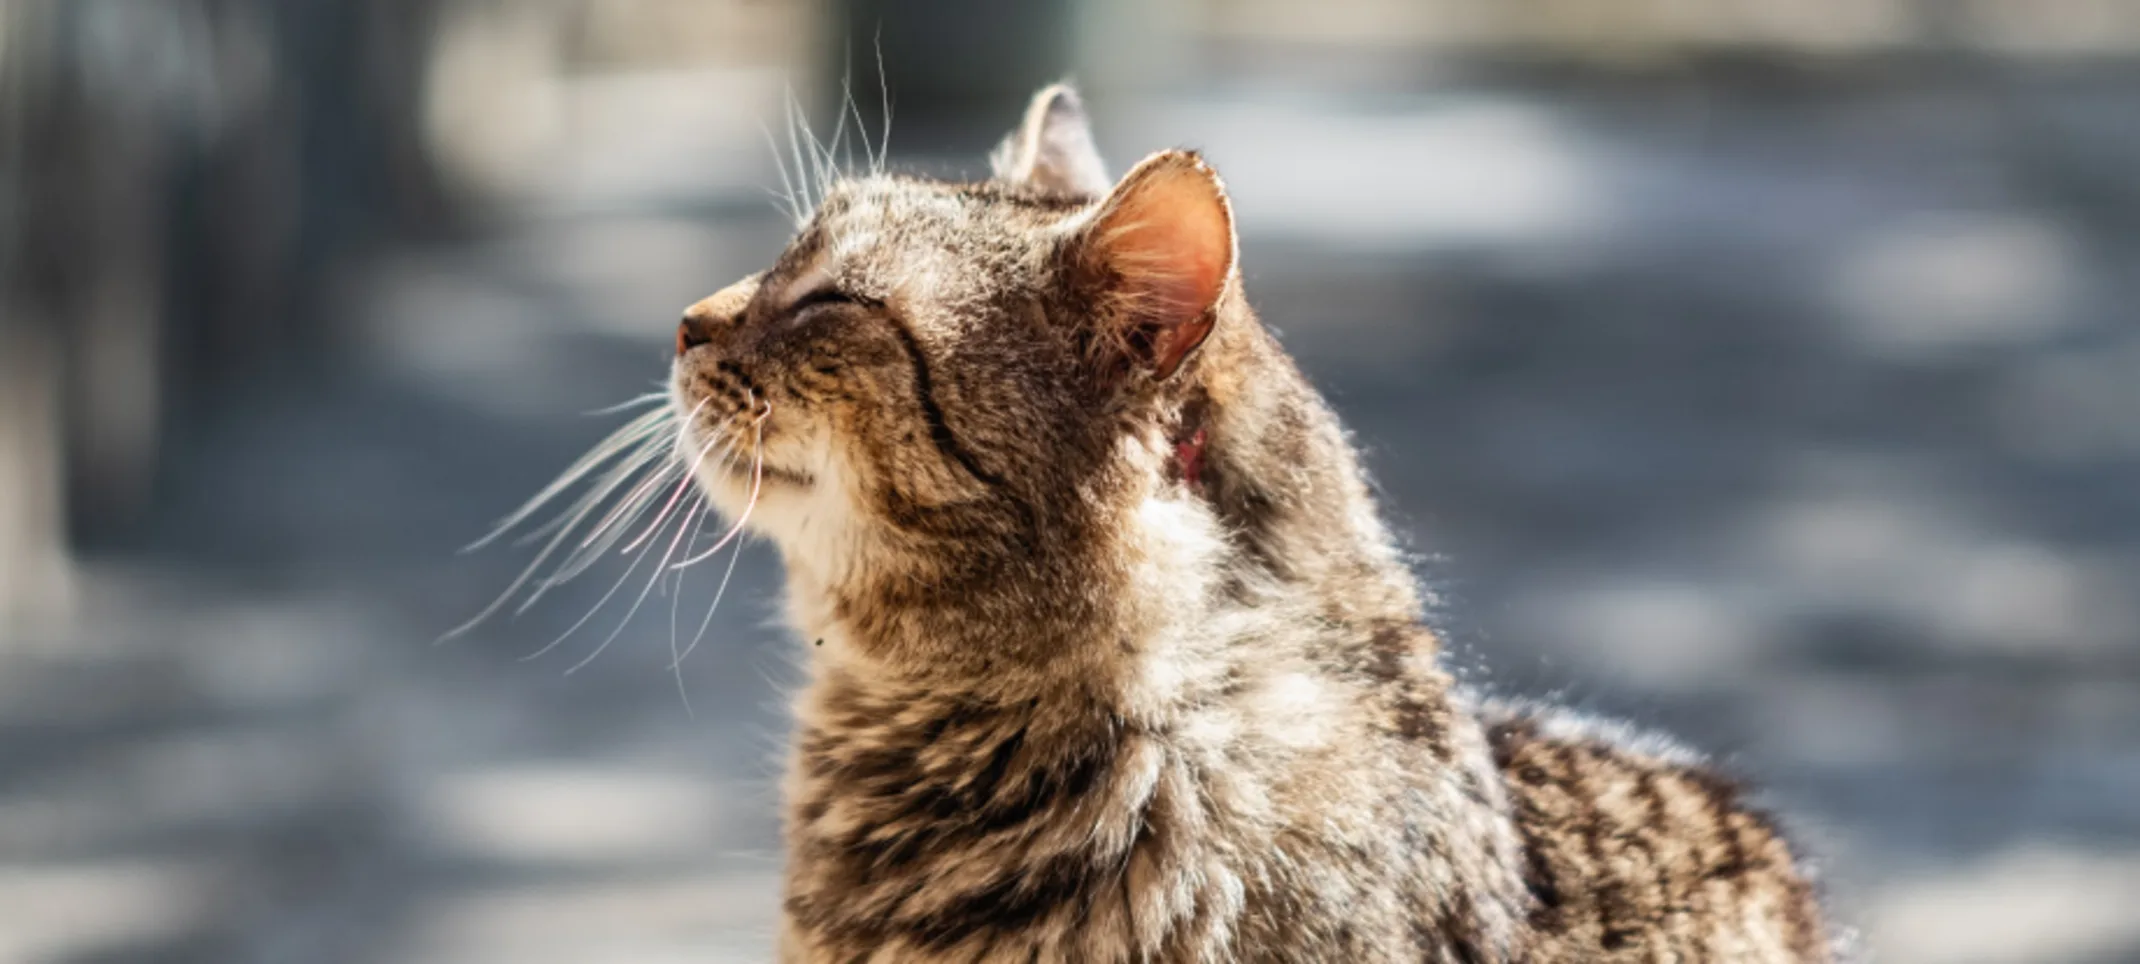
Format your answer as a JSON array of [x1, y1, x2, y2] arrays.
[[1483, 702, 1838, 962]]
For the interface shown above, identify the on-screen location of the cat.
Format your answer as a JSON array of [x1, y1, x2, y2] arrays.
[[647, 84, 1841, 962]]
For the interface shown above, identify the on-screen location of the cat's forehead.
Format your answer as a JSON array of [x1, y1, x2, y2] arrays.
[[819, 178, 984, 258], [823, 175, 1089, 232], [794, 175, 1091, 300]]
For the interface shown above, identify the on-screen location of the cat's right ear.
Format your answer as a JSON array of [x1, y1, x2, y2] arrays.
[[990, 83, 1110, 196]]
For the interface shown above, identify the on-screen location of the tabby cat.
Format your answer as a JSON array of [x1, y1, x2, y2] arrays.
[[652, 85, 1840, 962]]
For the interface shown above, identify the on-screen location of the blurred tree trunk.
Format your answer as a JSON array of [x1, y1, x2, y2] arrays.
[[0, 0, 455, 620], [2, 2, 85, 625]]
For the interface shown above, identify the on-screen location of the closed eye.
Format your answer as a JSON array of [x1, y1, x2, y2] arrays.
[[783, 286, 881, 320]]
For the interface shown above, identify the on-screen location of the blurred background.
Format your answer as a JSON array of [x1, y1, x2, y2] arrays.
[[4, 1, 2139, 961]]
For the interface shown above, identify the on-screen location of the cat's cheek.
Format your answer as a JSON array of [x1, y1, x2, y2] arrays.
[[751, 481, 868, 588], [685, 466, 755, 525]]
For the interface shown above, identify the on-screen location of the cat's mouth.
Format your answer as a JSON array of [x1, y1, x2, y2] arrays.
[[673, 393, 814, 490], [729, 459, 815, 489]]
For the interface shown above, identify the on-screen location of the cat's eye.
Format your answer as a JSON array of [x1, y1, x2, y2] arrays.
[[783, 287, 869, 320]]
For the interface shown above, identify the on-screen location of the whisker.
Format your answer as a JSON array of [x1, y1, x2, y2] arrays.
[[565, 476, 707, 676], [456, 366, 782, 679], [514, 401, 706, 604], [785, 86, 819, 213], [674, 496, 750, 671], [760, 118, 805, 226], [796, 86, 828, 202], [669, 521, 700, 716], [834, 38, 875, 175], [822, 48, 853, 184], [533, 464, 680, 600], [671, 401, 770, 570], [517, 488, 678, 663], [465, 407, 671, 553], [672, 403, 770, 669], [873, 29, 892, 174], [499, 437, 669, 551], [574, 461, 679, 551], [617, 430, 725, 555], [536, 407, 703, 574], [443, 409, 675, 641], [509, 436, 668, 548], [571, 397, 708, 553], [581, 391, 667, 417], [761, 184, 801, 226]]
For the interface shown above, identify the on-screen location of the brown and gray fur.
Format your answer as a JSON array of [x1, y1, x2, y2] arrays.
[[666, 85, 1840, 963]]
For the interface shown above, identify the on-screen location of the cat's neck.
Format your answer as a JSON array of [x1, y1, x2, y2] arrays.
[[776, 308, 1433, 707], [780, 480, 1268, 715], [773, 483, 1461, 960]]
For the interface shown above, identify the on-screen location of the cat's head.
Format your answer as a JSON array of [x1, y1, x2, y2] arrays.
[[670, 85, 1418, 647], [671, 86, 1235, 580]]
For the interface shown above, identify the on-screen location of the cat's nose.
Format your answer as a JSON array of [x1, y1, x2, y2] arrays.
[[676, 312, 717, 356], [676, 275, 762, 356]]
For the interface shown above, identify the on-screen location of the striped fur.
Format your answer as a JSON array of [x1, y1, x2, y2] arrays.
[[1486, 704, 1835, 961], [663, 85, 1840, 962]]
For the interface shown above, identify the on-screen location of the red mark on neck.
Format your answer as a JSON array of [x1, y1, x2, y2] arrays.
[[1177, 426, 1209, 489]]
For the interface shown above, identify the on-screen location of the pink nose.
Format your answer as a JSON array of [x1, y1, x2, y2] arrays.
[[675, 276, 761, 356], [677, 315, 715, 356]]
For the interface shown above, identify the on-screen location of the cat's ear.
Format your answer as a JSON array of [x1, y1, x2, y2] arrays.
[[1069, 149, 1236, 380], [990, 83, 1110, 196]]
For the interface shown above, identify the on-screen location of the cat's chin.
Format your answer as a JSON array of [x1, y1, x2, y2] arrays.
[[688, 457, 817, 525], [728, 459, 816, 490]]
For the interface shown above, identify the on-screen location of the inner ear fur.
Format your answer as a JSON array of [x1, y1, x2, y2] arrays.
[[1070, 149, 1237, 380]]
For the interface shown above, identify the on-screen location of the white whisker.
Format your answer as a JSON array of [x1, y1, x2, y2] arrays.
[[674, 497, 750, 671], [509, 437, 667, 548], [505, 401, 702, 615], [546, 424, 713, 583], [573, 461, 679, 552], [534, 465, 683, 599], [618, 430, 725, 555], [785, 86, 822, 214], [581, 391, 667, 417], [442, 407, 676, 641], [517, 485, 677, 663], [669, 520, 700, 716], [465, 407, 671, 553], [573, 397, 706, 552], [671, 401, 769, 570], [873, 30, 892, 174], [797, 87, 829, 202], [565, 472, 707, 676], [455, 340, 782, 677], [835, 40, 876, 175], [761, 118, 805, 226], [822, 50, 853, 184], [671, 403, 769, 669]]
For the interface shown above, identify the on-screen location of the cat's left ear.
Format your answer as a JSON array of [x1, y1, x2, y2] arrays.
[[991, 83, 1111, 196], [1068, 149, 1237, 380]]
